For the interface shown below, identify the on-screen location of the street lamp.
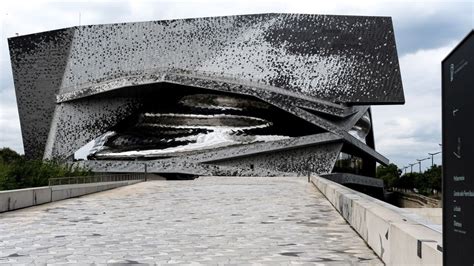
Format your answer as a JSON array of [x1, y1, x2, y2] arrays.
[[409, 163, 416, 173], [416, 157, 430, 173], [428, 152, 441, 167]]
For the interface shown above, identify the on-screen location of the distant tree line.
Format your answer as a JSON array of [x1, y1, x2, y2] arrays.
[[0, 148, 90, 191], [376, 163, 441, 196]]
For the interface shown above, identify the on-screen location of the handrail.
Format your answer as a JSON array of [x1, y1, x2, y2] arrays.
[[48, 173, 146, 186]]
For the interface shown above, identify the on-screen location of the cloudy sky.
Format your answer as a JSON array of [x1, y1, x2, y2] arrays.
[[0, 0, 472, 171]]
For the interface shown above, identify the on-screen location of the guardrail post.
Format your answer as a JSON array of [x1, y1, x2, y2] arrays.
[[144, 163, 148, 182]]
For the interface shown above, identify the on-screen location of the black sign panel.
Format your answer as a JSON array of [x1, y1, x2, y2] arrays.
[[442, 30, 474, 265]]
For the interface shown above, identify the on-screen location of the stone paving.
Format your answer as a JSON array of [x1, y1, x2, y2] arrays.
[[0, 177, 381, 265]]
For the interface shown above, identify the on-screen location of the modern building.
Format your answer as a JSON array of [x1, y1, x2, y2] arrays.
[[9, 13, 404, 180]]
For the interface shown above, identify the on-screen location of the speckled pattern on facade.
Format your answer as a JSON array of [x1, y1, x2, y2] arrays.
[[8, 13, 404, 177]]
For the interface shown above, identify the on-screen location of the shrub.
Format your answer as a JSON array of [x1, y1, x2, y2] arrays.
[[0, 148, 91, 191]]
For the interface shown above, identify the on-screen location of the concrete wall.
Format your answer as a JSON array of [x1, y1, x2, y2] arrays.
[[0, 180, 141, 213], [405, 208, 442, 225], [311, 175, 442, 265], [0, 187, 51, 212]]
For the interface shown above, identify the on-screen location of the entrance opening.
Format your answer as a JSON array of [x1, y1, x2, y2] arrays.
[[73, 82, 325, 161]]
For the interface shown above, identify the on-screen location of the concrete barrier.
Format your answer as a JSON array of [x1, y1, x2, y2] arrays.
[[0, 187, 51, 212], [311, 175, 442, 265], [0, 180, 142, 213]]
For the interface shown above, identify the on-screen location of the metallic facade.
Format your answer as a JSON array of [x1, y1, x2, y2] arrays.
[[9, 13, 404, 177]]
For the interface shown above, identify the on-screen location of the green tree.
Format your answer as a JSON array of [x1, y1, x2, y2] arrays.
[[0, 147, 22, 164], [0, 148, 91, 191], [424, 165, 442, 191], [395, 173, 416, 190], [413, 172, 431, 195], [395, 166, 442, 196], [376, 163, 401, 188]]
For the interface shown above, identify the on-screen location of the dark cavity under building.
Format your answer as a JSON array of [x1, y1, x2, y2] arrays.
[[8, 13, 404, 182]]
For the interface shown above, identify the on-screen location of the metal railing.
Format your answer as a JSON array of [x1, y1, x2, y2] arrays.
[[48, 173, 146, 186]]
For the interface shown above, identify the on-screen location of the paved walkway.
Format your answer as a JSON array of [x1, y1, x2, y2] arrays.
[[0, 177, 381, 264]]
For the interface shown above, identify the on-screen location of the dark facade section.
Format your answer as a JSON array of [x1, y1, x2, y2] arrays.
[[8, 28, 75, 159]]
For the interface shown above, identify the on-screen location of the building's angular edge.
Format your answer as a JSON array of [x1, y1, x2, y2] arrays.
[[8, 28, 76, 159]]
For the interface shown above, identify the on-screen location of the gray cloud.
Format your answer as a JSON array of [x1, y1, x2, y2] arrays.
[[372, 43, 455, 170], [384, 1, 473, 55], [0, 87, 22, 153]]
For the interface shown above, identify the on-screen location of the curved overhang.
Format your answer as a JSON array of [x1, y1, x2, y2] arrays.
[[56, 70, 354, 118]]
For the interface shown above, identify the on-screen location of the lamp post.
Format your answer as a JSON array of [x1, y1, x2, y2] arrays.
[[416, 157, 430, 173], [428, 152, 441, 167], [143, 163, 148, 181], [409, 163, 416, 174]]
